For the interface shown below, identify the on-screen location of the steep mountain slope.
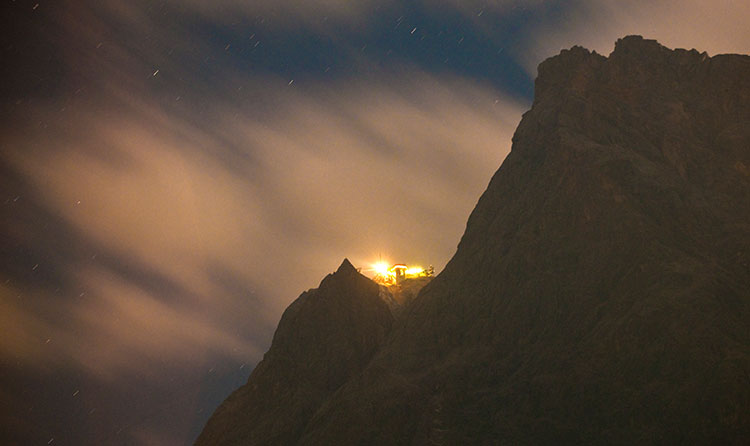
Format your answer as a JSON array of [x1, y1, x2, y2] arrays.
[[299, 36, 750, 445], [196, 259, 393, 445], [200, 36, 750, 444]]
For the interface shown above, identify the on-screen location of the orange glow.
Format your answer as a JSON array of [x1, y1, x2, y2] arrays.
[[370, 261, 428, 285], [372, 261, 392, 276], [371, 261, 396, 285], [405, 266, 424, 276]]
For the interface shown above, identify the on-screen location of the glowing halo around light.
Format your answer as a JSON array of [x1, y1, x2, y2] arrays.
[[369, 260, 427, 285], [372, 261, 392, 277], [405, 267, 424, 276]]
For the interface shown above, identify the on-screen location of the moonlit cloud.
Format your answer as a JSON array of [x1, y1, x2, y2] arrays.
[[1, 68, 523, 442], [167, 0, 380, 19], [0, 284, 54, 366], [92, 0, 389, 31], [1, 1, 527, 441], [120, 0, 529, 26], [72, 268, 257, 379], [426, 0, 545, 16], [4, 72, 523, 381]]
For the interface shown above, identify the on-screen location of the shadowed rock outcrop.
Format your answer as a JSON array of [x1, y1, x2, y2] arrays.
[[199, 36, 750, 445], [195, 259, 393, 445]]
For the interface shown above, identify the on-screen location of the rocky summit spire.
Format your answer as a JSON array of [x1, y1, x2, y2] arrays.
[[335, 257, 356, 274], [196, 259, 392, 445]]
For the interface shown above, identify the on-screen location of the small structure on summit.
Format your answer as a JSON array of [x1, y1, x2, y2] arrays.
[[371, 261, 432, 286], [391, 264, 407, 283]]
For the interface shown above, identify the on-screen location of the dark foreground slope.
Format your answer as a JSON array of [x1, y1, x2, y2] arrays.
[[200, 36, 750, 444], [196, 259, 393, 445]]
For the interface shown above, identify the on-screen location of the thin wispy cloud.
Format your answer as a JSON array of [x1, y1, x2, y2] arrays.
[[3, 44, 523, 439], [4, 71, 523, 381]]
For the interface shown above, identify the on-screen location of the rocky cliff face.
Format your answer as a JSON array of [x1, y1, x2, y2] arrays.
[[195, 259, 393, 445], [199, 36, 750, 444]]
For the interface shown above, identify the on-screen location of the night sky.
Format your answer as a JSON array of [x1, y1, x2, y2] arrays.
[[2, 1, 748, 444]]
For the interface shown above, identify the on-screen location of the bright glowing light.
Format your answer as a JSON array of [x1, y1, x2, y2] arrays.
[[370, 261, 397, 285], [372, 262, 391, 276], [369, 261, 429, 285], [405, 267, 424, 276]]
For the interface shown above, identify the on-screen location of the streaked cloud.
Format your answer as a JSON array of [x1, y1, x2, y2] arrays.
[[3, 71, 523, 381], [2, 2, 526, 441], [93, 0, 388, 30], [119, 0, 532, 26]]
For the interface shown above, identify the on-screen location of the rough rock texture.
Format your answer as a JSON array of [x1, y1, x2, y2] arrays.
[[199, 36, 750, 444], [195, 259, 393, 445], [379, 277, 434, 315]]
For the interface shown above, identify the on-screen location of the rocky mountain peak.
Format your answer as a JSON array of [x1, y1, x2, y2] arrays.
[[196, 259, 393, 445], [335, 257, 356, 274], [199, 38, 750, 445], [298, 37, 750, 443], [533, 44, 605, 103], [320, 257, 362, 287], [612, 34, 667, 57], [532, 34, 742, 109]]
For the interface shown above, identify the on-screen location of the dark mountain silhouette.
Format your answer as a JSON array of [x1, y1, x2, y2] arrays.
[[198, 36, 750, 444], [195, 259, 395, 444]]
